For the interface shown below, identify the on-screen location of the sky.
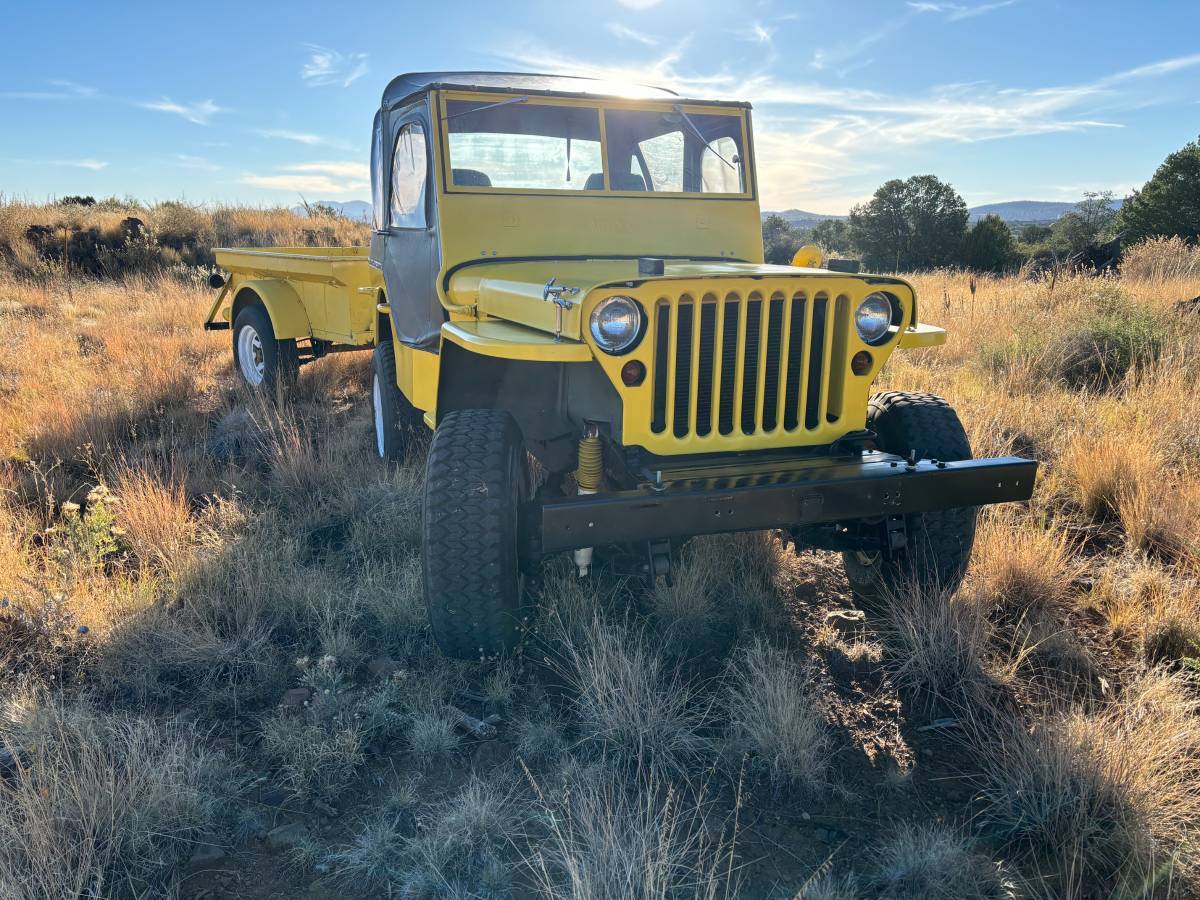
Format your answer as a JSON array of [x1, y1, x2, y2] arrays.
[[1, 0, 1197, 215]]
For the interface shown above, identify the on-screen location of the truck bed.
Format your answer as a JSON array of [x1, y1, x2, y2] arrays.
[[208, 246, 381, 346]]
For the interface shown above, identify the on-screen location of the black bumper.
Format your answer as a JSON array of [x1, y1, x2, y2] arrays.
[[536, 452, 1037, 553]]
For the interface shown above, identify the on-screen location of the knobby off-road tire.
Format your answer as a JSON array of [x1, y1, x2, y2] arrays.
[[843, 391, 977, 604], [371, 342, 420, 462], [423, 410, 528, 658], [232, 304, 298, 393]]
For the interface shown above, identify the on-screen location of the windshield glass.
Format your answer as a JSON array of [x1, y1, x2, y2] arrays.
[[444, 99, 602, 191], [603, 108, 745, 194], [441, 97, 750, 196]]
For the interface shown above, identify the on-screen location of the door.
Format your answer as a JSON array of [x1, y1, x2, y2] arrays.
[[370, 102, 442, 350]]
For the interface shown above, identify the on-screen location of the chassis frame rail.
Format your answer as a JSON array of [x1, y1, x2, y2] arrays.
[[535, 452, 1036, 553]]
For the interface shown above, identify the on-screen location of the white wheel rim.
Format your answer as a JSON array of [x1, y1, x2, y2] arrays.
[[237, 326, 265, 386], [373, 373, 386, 458]]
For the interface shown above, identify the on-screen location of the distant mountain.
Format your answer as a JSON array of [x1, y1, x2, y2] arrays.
[[762, 209, 846, 229], [292, 200, 372, 222], [968, 199, 1122, 225], [765, 199, 1122, 230], [968, 201, 1075, 224]]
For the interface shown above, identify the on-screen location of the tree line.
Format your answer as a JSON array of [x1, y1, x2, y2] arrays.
[[763, 134, 1200, 273]]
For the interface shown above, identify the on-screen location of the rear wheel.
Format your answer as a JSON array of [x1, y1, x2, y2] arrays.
[[842, 391, 977, 603], [423, 410, 528, 658], [232, 304, 298, 392], [371, 342, 419, 461]]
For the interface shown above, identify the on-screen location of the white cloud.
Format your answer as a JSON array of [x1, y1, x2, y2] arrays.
[[301, 44, 369, 88], [745, 23, 775, 45], [908, 1, 1017, 20], [175, 154, 220, 171], [241, 173, 350, 194], [605, 22, 659, 46], [257, 128, 325, 145], [140, 97, 224, 125], [1099, 52, 1200, 85], [5, 157, 109, 169], [282, 161, 369, 181], [60, 158, 108, 170], [616, 0, 664, 8], [241, 160, 368, 196], [1, 80, 98, 101], [49, 80, 98, 97]]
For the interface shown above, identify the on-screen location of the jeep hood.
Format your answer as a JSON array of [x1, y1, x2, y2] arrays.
[[446, 258, 904, 342]]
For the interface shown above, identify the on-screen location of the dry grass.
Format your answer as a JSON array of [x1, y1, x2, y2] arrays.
[[0, 691, 233, 899], [522, 764, 739, 899], [0, 196, 368, 277], [1120, 236, 1200, 281], [969, 513, 1082, 623], [550, 612, 713, 774], [722, 639, 834, 795], [870, 823, 1015, 899], [973, 670, 1200, 896], [879, 581, 994, 711]]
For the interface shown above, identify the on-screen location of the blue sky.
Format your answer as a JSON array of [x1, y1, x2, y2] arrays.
[[2, 0, 1197, 213]]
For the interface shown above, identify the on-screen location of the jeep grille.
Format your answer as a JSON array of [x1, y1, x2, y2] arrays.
[[649, 291, 850, 439]]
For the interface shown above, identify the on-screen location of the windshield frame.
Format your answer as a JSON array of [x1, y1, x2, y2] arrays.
[[434, 90, 755, 201]]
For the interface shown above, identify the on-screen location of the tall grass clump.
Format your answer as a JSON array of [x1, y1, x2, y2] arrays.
[[0, 691, 233, 899], [523, 765, 739, 899], [551, 613, 711, 774], [974, 671, 1200, 896], [1120, 236, 1200, 281], [722, 639, 834, 796]]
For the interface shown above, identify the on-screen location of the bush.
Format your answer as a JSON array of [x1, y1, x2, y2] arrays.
[[1054, 302, 1167, 389]]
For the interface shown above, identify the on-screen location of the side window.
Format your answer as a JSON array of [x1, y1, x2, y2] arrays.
[[390, 122, 427, 229], [370, 119, 385, 230]]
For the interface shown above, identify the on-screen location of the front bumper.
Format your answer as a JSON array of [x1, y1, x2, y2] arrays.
[[535, 451, 1037, 553]]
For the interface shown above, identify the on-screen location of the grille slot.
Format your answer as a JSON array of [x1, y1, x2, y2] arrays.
[[649, 287, 848, 440]]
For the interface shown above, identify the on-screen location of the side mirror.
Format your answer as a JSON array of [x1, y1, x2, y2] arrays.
[[208, 272, 226, 290]]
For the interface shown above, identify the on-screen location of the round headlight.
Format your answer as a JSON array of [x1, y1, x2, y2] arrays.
[[854, 293, 894, 344], [590, 296, 643, 354]]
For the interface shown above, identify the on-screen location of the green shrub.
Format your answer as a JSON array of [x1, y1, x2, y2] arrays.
[[1055, 303, 1167, 389]]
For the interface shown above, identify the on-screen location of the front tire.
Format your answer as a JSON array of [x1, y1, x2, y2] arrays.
[[422, 410, 528, 658], [842, 391, 977, 603], [232, 304, 298, 392]]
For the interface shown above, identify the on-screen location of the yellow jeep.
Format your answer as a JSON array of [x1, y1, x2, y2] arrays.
[[204, 71, 1037, 658]]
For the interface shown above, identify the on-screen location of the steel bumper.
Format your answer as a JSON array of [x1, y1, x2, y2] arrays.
[[536, 452, 1037, 553]]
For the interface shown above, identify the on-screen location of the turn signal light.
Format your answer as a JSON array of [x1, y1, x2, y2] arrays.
[[851, 350, 873, 376], [621, 359, 646, 386]]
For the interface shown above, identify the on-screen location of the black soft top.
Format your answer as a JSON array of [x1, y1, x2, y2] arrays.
[[381, 70, 749, 110]]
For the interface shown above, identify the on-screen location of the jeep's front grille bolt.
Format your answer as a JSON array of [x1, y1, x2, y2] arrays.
[[572, 427, 603, 577]]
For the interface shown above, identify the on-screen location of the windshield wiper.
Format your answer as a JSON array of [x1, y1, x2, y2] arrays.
[[673, 104, 736, 172], [442, 95, 529, 122]]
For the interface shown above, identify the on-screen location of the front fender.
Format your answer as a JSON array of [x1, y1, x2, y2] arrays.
[[231, 279, 311, 340]]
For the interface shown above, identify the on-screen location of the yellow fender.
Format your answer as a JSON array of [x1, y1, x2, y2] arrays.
[[232, 279, 311, 340]]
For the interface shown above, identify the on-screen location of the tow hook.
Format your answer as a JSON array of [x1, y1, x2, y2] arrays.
[[572, 426, 603, 577]]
